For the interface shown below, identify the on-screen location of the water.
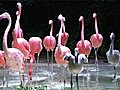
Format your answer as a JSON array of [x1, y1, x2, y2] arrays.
[[0, 61, 120, 90]]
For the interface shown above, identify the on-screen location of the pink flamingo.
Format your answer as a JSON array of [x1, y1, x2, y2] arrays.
[[76, 16, 92, 83], [76, 16, 91, 58], [0, 12, 25, 86], [90, 13, 103, 65], [54, 14, 71, 86], [13, 2, 23, 38], [12, 2, 30, 60], [60, 15, 69, 46], [43, 20, 56, 79], [56, 14, 69, 46], [28, 37, 43, 84]]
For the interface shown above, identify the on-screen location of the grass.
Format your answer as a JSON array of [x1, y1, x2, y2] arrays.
[[15, 84, 47, 90]]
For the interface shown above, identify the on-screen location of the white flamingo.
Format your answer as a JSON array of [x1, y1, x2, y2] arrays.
[[106, 32, 120, 80]]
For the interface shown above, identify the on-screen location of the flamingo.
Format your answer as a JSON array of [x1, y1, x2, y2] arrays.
[[106, 32, 120, 80], [28, 37, 43, 84], [56, 14, 69, 46], [76, 16, 92, 82], [76, 16, 91, 58], [54, 14, 71, 64], [12, 2, 30, 60], [64, 48, 88, 90], [13, 2, 23, 38], [43, 20, 56, 79], [0, 12, 25, 86], [54, 14, 71, 87], [90, 13, 103, 68]]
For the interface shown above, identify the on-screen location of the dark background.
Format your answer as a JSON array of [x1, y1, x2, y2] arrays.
[[0, 1, 120, 60]]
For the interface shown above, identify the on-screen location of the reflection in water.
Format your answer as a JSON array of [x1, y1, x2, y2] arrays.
[[0, 63, 120, 90]]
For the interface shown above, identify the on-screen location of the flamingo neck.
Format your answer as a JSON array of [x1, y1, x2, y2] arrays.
[[3, 16, 11, 52], [15, 14, 20, 30], [15, 4, 21, 31], [81, 19, 84, 42], [109, 39, 114, 54], [94, 16, 99, 35], [13, 16, 20, 46], [17, 5, 22, 31], [13, 33, 19, 46], [50, 23, 53, 36], [57, 21, 62, 53], [62, 20, 65, 33]]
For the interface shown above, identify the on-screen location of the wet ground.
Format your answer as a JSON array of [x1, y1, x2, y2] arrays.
[[0, 60, 120, 90]]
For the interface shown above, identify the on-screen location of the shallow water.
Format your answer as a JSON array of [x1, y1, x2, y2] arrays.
[[0, 62, 120, 90]]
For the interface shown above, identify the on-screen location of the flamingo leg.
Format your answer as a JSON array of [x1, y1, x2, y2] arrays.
[[47, 51, 50, 76], [35, 54, 40, 85], [113, 66, 116, 79], [50, 50, 54, 80], [70, 74, 73, 90], [3, 66, 8, 90], [62, 64, 66, 87], [29, 58, 34, 86], [76, 74, 79, 90], [3, 66, 6, 87], [94, 48, 99, 70], [19, 71, 24, 86]]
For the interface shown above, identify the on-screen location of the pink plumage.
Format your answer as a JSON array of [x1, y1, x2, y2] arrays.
[[1, 12, 25, 72], [12, 2, 30, 60], [0, 50, 6, 67], [76, 16, 91, 57], [90, 13, 103, 48], [54, 14, 71, 64], [43, 20, 56, 51]]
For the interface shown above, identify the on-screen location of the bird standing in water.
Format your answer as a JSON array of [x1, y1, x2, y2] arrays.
[[64, 48, 88, 90], [90, 13, 103, 69], [106, 32, 120, 80], [0, 12, 25, 87]]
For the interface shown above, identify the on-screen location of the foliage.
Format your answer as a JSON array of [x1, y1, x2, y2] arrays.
[[15, 84, 47, 90]]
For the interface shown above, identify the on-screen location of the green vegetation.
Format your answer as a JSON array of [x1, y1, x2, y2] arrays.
[[15, 85, 47, 90]]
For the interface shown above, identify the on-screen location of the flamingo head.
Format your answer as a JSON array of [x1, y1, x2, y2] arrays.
[[93, 13, 97, 18], [0, 12, 10, 20], [79, 16, 84, 21], [58, 14, 63, 21], [49, 20, 53, 25], [110, 32, 115, 41], [17, 2, 22, 8], [16, 2, 22, 16]]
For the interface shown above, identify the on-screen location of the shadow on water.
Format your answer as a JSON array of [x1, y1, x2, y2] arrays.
[[0, 62, 120, 90]]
